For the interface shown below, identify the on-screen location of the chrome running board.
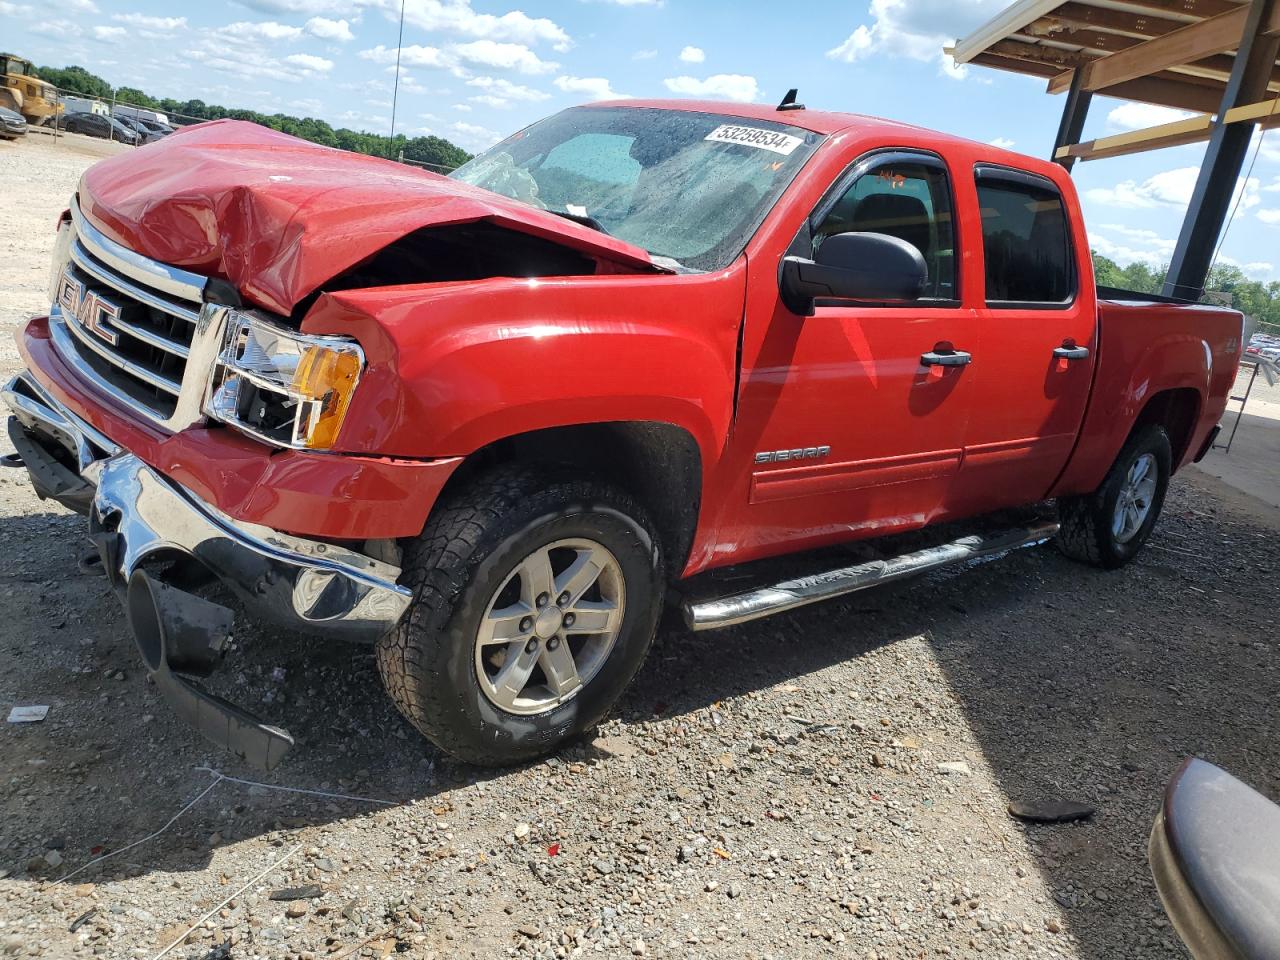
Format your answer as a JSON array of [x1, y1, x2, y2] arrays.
[[682, 521, 1060, 631]]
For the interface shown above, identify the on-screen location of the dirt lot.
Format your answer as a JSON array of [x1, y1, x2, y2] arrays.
[[2, 132, 1278, 960]]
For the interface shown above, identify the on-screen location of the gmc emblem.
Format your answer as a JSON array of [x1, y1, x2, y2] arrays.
[[56, 265, 121, 346]]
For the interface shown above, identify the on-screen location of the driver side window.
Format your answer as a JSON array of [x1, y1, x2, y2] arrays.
[[812, 159, 958, 302]]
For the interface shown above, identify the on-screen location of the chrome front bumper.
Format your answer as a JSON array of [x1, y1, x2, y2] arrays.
[[5, 371, 414, 767], [3, 372, 412, 639]]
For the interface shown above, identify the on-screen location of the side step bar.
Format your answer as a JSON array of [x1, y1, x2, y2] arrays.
[[683, 521, 1060, 632]]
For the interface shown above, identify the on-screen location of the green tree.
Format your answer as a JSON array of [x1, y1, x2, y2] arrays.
[[37, 65, 112, 98]]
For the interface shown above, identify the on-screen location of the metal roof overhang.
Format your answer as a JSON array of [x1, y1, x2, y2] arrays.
[[948, 0, 1280, 161]]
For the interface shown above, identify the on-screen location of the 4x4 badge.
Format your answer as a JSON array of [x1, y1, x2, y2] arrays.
[[56, 264, 122, 346]]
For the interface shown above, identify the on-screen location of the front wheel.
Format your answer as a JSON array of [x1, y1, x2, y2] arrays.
[[377, 465, 664, 766], [1057, 424, 1172, 569]]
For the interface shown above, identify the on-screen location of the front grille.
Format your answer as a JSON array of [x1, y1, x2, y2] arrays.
[[48, 201, 224, 432]]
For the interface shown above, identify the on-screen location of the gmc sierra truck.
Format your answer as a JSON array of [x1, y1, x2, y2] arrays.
[[4, 100, 1241, 768]]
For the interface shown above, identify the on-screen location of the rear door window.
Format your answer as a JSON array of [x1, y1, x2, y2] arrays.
[[975, 167, 1074, 307]]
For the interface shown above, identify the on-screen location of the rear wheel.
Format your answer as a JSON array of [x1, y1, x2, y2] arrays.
[[377, 465, 663, 766], [1057, 424, 1172, 569]]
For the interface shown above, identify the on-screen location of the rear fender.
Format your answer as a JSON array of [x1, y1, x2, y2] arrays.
[[1051, 329, 1216, 496]]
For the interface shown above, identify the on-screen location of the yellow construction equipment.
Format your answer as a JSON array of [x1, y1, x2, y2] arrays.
[[0, 54, 61, 126]]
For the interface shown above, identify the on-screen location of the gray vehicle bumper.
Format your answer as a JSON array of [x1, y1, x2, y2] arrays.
[[3, 372, 412, 767]]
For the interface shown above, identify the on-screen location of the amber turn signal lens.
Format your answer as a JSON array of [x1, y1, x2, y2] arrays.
[[292, 345, 362, 449]]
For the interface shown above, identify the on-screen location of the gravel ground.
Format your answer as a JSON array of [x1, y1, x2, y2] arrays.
[[2, 132, 1278, 960]]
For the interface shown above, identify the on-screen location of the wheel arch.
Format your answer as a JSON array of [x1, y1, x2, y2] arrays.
[[430, 421, 704, 579], [1133, 387, 1202, 468]]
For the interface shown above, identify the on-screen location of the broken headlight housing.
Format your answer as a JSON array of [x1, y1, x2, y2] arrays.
[[205, 313, 364, 450]]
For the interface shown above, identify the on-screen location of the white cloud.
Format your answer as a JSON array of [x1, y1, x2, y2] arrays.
[[827, 0, 1005, 80], [30, 17, 81, 38], [1251, 128, 1280, 165], [679, 45, 705, 64], [987, 136, 1015, 149], [92, 25, 128, 41], [0, 2, 36, 16], [663, 73, 758, 102], [587, 0, 663, 5], [359, 43, 448, 69], [632, 49, 657, 60], [447, 119, 502, 149], [1258, 209, 1280, 225], [285, 53, 334, 72], [111, 12, 187, 30], [452, 40, 557, 74], [238, 0, 372, 11], [1106, 103, 1194, 131], [390, 0, 571, 51], [1094, 223, 1176, 260], [554, 75, 629, 101], [217, 20, 304, 41], [359, 40, 555, 76], [1243, 261, 1274, 279], [467, 75, 550, 107], [1087, 167, 1260, 211], [305, 16, 354, 41], [57, 0, 97, 10]]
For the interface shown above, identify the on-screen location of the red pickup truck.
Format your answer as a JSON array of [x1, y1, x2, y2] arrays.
[[4, 100, 1241, 768]]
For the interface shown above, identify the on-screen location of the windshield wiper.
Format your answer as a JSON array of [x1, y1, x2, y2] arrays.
[[548, 209, 611, 236]]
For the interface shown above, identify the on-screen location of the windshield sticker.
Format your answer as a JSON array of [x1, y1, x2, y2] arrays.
[[704, 124, 803, 156]]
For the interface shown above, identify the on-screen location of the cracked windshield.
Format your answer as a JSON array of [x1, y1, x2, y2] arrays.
[[450, 106, 821, 272]]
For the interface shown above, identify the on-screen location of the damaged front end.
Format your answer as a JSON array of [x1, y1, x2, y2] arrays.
[[6, 373, 411, 768]]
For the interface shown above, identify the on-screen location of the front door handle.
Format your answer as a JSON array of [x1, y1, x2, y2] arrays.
[[921, 349, 972, 367], [1053, 344, 1090, 361]]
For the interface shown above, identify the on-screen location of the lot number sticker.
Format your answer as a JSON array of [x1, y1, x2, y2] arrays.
[[704, 124, 803, 156]]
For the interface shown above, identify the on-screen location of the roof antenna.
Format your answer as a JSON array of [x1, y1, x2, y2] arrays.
[[777, 88, 805, 111]]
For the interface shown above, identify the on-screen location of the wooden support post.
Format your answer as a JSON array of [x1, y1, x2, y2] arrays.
[[1164, 0, 1280, 299]]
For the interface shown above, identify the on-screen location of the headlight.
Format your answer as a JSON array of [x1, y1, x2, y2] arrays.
[[205, 312, 364, 451]]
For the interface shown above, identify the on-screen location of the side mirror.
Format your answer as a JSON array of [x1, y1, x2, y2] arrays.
[[780, 231, 928, 316]]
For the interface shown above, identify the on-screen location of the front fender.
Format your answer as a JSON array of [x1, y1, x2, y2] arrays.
[[301, 267, 746, 476]]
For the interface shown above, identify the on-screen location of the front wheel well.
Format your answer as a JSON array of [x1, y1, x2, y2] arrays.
[[1133, 388, 1201, 467], [429, 422, 703, 579]]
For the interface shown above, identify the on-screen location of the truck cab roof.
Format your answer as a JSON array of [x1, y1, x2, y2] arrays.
[[584, 98, 1038, 166]]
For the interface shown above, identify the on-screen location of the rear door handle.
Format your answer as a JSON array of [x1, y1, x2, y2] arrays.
[[921, 349, 972, 367], [1053, 345, 1090, 361]]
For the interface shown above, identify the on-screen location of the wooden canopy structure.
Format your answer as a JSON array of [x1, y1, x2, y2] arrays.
[[948, 0, 1280, 298]]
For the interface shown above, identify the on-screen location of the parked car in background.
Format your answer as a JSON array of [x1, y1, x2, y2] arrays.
[[0, 104, 26, 139], [111, 104, 169, 127], [62, 111, 137, 144], [133, 116, 174, 137], [112, 115, 162, 144]]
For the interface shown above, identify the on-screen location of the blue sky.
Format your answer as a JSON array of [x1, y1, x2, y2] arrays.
[[5, 0, 1280, 281]]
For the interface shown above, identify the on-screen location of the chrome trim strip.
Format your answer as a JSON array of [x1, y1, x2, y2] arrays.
[[108, 315, 190, 359], [4, 373, 408, 635], [3, 372, 120, 477], [69, 240, 200, 325], [49, 315, 175, 428], [682, 522, 1061, 631], [94, 453, 411, 632], [71, 200, 206, 304], [59, 306, 183, 396]]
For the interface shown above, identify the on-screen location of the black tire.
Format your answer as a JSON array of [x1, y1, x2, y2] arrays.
[[377, 465, 664, 766], [1056, 424, 1172, 569]]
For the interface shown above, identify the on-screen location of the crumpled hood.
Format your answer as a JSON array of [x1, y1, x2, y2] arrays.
[[78, 119, 665, 315]]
